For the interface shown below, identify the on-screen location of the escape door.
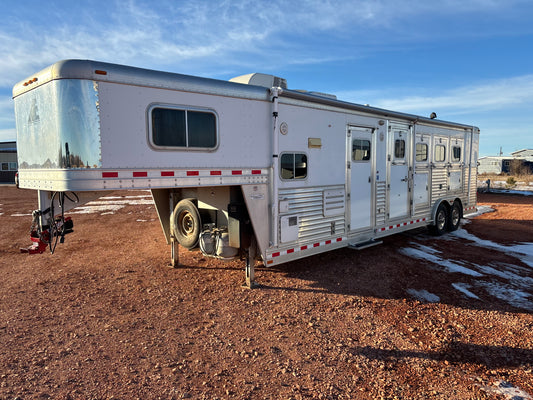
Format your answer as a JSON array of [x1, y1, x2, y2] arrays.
[[347, 127, 374, 231], [388, 125, 412, 220]]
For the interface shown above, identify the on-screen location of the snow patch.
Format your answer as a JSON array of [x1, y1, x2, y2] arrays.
[[69, 196, 153, 215], [482, 380, 532, 400], [406, 289, 440, 303], [101, 195, 152, 200], [478, 282, 533, 311], [451, 229, 533, 268], [451, 283, 480, 300], [399, 245, 483, 277], [400, 229, 533, 310], [464, 205, 495, 218], [70, 205, 124, 214]]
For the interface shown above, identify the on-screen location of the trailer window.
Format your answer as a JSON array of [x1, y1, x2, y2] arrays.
[[435, 145, 446, 162], [352, 139, 371, 161], [416, 143, 428, 162], [452, 146, 461, 162], [394, 139, 405, 159], [151, 107, 217, 149], [281, 153, 307, 180]]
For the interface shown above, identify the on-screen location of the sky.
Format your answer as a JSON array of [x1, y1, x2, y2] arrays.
[[1, 0, 533, 156]]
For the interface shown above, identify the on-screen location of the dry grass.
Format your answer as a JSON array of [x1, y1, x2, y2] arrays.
[[478, 173, 533, 187]]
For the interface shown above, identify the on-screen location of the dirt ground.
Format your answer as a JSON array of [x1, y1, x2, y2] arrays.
[[0, 186, 532, 399]]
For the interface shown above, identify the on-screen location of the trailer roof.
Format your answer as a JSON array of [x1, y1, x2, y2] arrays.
[[13, 59, 478, 132]]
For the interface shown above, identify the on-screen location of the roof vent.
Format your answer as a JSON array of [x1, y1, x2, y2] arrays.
[[229, 73, 287, 89]]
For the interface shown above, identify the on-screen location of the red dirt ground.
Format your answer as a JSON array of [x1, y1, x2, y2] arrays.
[[0, 187, 532, 399]]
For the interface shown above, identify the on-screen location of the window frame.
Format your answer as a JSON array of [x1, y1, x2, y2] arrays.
[[147, 104, 219, 151], [280, 152, 308, 181]]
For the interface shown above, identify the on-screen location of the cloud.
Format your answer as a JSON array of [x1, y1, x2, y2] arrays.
[[338, 75, 533, 116], [0, 129, 16, 142], [2, 0, 532, 89]]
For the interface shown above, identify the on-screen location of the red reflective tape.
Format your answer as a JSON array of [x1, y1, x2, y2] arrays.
[[381, 227, 386, 231], [272, 252, 280, 258], [313, 243, 320, 248], [187, 171, 199, 176], [232, 170, 242, 175], [336, 237, 342, 242], [301, 245, 308, 251], [252, 170, 261, 175], [161, 171, 174, 177], [102, 172, 118, 178], [287, 249, 294, 254], [396, 224, 401, 228], [389, 226, 394, 230], [133, 171, 147, 177], [210, 170, 222, 176], [325, 240, 331, 245]]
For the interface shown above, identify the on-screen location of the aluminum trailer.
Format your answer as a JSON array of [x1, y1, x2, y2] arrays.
[[13, 60, 479, 287]]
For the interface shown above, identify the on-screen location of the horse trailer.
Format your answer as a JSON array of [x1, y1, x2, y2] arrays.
[[13, 60, 479, 287]]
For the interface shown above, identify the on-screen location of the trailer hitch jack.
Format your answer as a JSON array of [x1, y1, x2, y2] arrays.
[[20, 212, 73, 255]]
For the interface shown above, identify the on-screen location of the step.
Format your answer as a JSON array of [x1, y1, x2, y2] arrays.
[[348, 239, 383, 251]]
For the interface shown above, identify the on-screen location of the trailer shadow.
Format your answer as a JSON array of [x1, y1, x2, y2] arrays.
[[265, 225, 533, 315], [351, 342, 533, 369]]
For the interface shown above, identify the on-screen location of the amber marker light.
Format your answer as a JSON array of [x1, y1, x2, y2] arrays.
[[95, 70, 107, 75]]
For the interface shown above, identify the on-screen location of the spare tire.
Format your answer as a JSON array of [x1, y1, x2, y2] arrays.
[[172, 199, 201, 249]]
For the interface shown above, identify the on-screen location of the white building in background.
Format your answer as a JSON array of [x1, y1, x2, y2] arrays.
[[478, 149, 533, 175]]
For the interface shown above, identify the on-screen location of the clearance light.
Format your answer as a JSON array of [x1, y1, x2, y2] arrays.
[[95, 70, 107, 75], [23, 77, 38, 86]]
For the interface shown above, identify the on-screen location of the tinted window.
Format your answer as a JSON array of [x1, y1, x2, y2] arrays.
[[151, 107, 216, 149], [452, 146, 461, 162], [187, 111, 217, 148], [281, 153, 307, 180], [394, 139, 405, 159], [416, 143, 428, 162], [352, 139, 371, 161]]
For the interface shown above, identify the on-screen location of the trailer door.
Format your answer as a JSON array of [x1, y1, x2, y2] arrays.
[[347, 127, 374, 231], [388, 125, 412, 220]]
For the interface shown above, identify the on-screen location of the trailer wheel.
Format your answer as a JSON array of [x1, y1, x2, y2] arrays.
[[429, 203, 448, 236], [448, 201, 462, 232], [172, 199, 201, 249]]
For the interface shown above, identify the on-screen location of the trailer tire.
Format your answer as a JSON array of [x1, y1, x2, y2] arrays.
[[172, 199, 201, 249], [429, 203, 448, 236], [448, 201, 462, 232]]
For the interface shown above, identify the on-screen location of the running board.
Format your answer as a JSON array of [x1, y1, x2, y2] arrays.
[[348, 239, 383, 251]]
